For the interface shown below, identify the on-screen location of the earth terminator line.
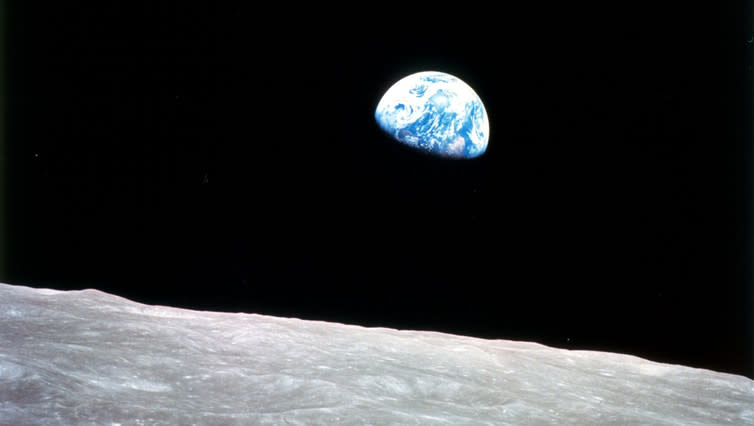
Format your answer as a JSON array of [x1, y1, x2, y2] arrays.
[[375, 71, 489, 159]]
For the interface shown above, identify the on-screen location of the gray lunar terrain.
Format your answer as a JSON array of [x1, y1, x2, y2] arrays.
[[1, 282, 752, 425]]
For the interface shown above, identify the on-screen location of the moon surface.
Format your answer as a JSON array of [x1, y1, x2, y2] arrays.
[[1, 282, 752, 424], [375, 71, 489, 159]]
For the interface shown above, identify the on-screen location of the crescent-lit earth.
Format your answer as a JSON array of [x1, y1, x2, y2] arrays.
[[375, 71, 489, 159]]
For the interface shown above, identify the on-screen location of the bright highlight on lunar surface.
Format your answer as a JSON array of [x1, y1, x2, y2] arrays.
[[375, 71, 489, 159], [1, 282, 752, 425]]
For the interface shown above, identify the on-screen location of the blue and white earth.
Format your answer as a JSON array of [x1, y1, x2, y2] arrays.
[[375, 71, 489, 159]]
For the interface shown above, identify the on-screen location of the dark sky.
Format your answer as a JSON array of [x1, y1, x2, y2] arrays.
[[5, 2, 753, 378]]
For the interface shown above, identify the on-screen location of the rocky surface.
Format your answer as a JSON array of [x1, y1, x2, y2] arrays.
[[1, 282, 752, 425]]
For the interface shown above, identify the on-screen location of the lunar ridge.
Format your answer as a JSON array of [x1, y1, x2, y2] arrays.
[[1, 282, 752, 425]]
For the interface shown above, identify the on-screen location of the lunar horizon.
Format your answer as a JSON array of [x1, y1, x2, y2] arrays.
[[1, 282, 752, 424]]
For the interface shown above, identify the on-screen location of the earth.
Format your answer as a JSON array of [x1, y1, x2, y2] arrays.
[[375, 71, 489, 159]]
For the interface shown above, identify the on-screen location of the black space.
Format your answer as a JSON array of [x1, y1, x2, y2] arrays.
[[5, 3, 753, 378]]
